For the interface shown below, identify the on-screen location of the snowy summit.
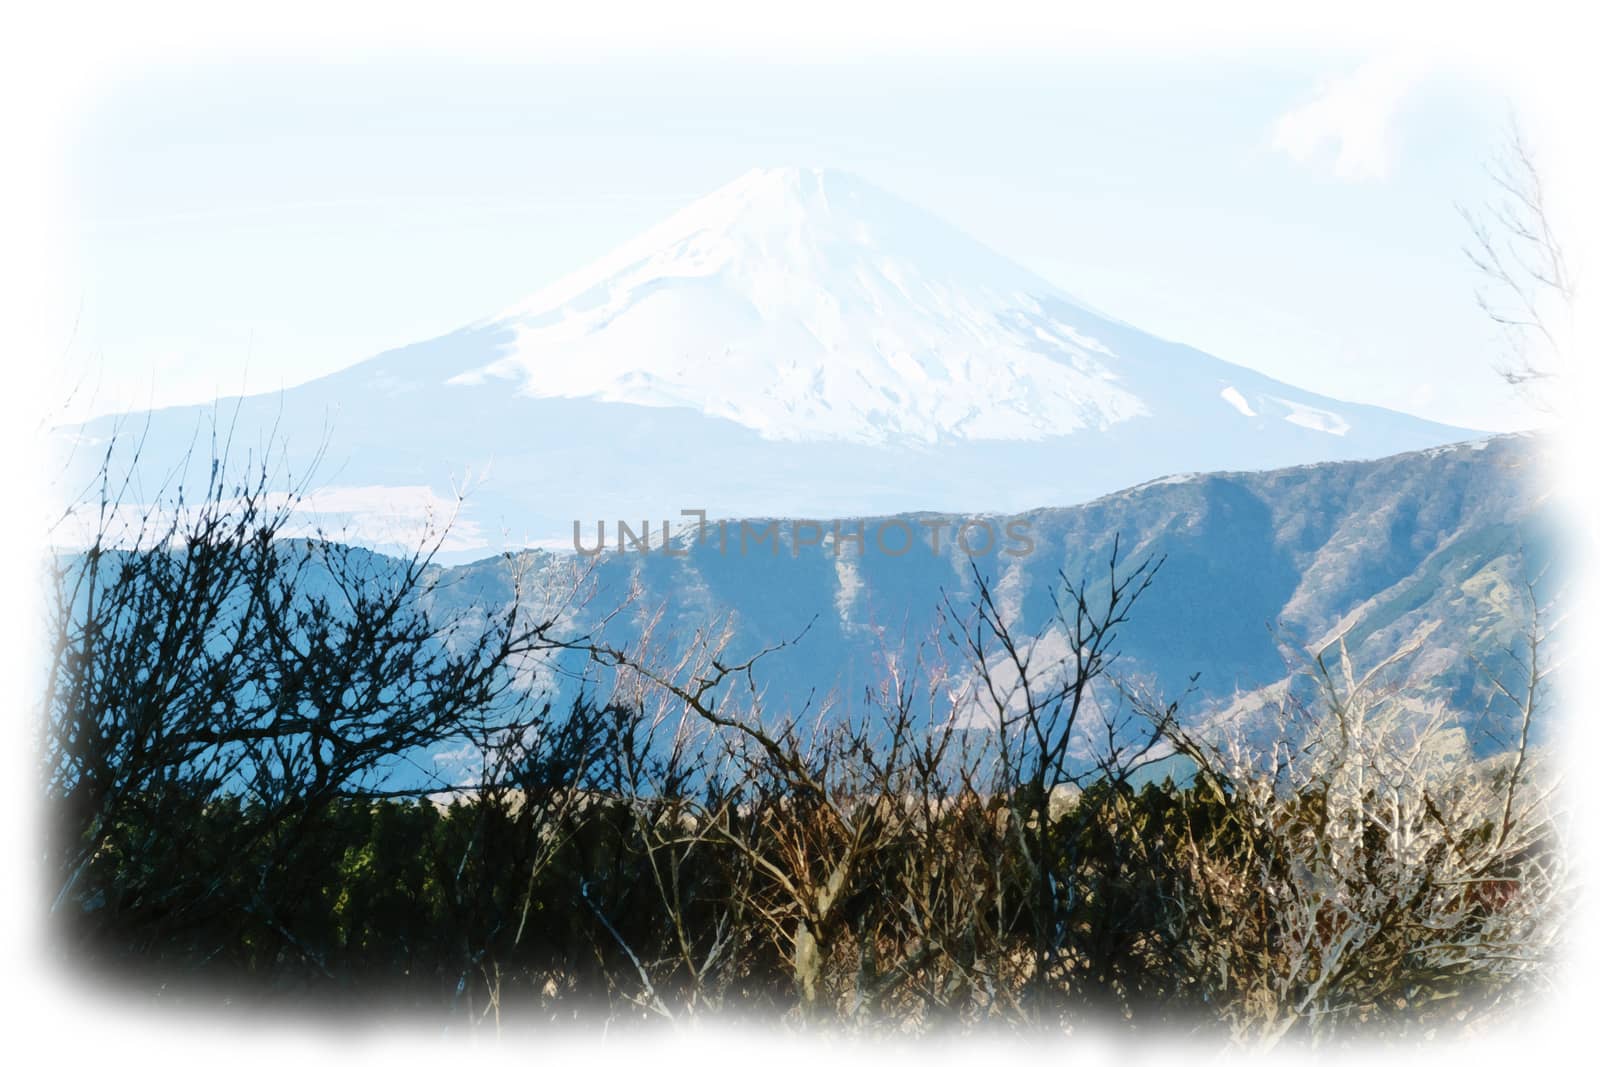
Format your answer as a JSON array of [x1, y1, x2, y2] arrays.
[[457, 167, 1148, 444]]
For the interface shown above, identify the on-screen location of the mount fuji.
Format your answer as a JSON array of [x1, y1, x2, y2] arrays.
[[70, 167, 1474, 560]]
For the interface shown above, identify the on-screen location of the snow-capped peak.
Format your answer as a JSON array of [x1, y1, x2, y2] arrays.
[[71, 168, 1476, 562], [455, 167, 1149, 445]]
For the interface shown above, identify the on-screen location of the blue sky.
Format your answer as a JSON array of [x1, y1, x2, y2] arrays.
[[63, 53, 1529, 431]]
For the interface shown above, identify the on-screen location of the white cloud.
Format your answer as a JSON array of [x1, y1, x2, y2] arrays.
[[51, 483, 488, 556], [277, 484, 488, 553], [1271, 58, 1425, 181]]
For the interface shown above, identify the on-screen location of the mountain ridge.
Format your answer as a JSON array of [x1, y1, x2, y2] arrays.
[[396, 432, 1553, 785]]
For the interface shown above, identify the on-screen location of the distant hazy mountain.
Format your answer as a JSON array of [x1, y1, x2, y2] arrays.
[[403, 433, 1553, 786], [67, 168, 1474, 561]]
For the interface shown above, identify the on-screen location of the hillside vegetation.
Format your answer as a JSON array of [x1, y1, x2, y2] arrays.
[[40, 434, 1566, 1045]]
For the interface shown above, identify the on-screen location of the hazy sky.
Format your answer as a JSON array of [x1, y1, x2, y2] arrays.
[[62, 53, 1532, 431]]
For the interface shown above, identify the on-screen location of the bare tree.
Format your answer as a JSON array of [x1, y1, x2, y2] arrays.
[[940, 542, 1177, 1017], [1462, 118, 1575, 409], [40, 419, 594, 972]]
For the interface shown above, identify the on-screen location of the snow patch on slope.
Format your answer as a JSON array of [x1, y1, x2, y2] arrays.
[[1220, 385, 1257, 417], [1219, 383, 1348, 436], [1274, 397, 1351, 436]]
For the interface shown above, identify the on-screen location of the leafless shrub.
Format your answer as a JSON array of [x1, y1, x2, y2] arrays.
[[1157, 587, 1566, 1046]]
